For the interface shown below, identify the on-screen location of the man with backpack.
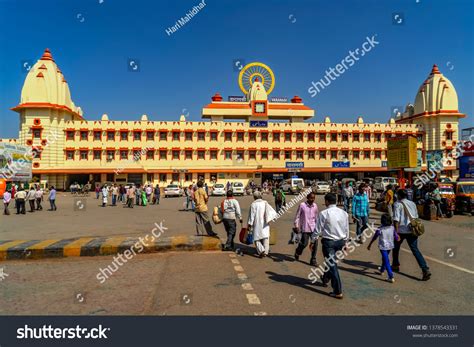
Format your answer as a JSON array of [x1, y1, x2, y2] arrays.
[[220, 190, 242, 251], [273, 184, 286, 213], [392, 189, 431, 281]]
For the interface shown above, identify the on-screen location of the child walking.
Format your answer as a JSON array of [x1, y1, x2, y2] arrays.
[[367, 214, 399, 283]]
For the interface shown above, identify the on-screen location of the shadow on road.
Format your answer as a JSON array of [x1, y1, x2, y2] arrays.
[[265, 271, 330, 297]]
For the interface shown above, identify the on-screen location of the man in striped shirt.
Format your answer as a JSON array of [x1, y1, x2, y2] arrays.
[[352, 183, 370, 243]]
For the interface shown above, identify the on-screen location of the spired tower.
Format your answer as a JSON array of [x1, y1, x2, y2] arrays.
[[396, 64, 466, 178], [11, 48, 83, 188]]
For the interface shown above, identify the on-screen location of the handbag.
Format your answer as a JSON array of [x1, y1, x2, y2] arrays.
[[212, 206, 222, 224], [401, 201, 425, 237], [246, 230, 254, 245], [239, 227, 249, 243]]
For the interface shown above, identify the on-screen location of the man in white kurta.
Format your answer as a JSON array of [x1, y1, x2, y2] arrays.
[[247, 191, 277, 257]]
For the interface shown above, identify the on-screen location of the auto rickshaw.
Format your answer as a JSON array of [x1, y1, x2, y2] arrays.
[[438, 183, 455, 218], [454, 181, 474, 216]]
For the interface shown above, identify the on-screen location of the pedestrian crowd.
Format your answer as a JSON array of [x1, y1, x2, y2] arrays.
[[2, 177, 433, 301], [3, 183, 57, 215]]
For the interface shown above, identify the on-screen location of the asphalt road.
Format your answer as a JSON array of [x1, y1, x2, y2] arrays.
[[0, 193, 473, 315]]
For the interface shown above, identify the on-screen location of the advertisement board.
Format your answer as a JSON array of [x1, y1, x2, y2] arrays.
[[426, 150, 444, 171], [0, 143, 32, 181], [405, 149, 423, 172], [459, 156, 474, 180], [387, 136, 417, 169]]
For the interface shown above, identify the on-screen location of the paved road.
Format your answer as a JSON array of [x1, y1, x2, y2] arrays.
[[0, 193, 472, 315]]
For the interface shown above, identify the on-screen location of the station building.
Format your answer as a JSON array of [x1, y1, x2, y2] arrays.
[[2, 48, 467, 189]]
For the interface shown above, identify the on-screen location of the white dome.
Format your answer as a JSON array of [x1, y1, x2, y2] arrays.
[[413, 64, 458, 116], [248, 79, 268, 101], [15, 48, 83, 118]]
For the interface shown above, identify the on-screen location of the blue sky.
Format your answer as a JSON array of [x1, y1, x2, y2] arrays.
[[0, 0, 472, 138]]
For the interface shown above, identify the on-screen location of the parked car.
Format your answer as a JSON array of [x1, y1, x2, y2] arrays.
[[454, 181, 474, 215], [315, 181, 331, 194], [281, 178, 305, 194], [231, 182, 245, 196], [164, 184, 183, 198], [374, 176, 397, 192], [211, 183, 226, 196], [124, 182, 136, 190]]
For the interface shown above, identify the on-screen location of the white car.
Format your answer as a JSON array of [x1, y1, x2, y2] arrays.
[[164, 184, 182, 197], [315, 181, 331, 194], [281, 178, 305, 194], [212, 183, 226, 196], [374, 177, 397, 192], [231, 182, 245, 196]]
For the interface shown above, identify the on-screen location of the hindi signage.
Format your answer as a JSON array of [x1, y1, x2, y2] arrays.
[[285, 161, 304, 169]]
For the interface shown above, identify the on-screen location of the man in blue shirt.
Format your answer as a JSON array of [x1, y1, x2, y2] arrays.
[[352, 183, 370, 243], [48, 186, 57, 211]]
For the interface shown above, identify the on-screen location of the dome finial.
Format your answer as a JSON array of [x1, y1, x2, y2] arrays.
[[430, 64, 440, 75], [40, 48, 54, 62]]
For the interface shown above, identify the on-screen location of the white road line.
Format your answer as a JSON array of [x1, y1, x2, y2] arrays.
[[400, 248, 474, 274], [254, 311, 267, 316], [229, 253, 237, 258], [234, 265, 244, 272], [231, 259, 240, 264], [241, 283, 254, 291], [237, 273, 248, 280], [246, 294, 261, 305], [349, 231, 474, 275]]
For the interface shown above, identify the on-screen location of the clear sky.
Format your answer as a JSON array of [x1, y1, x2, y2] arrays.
[[0, 0, 472, 138]]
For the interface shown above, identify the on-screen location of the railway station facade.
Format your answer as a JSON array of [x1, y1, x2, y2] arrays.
[[2, 49, 466, 189]]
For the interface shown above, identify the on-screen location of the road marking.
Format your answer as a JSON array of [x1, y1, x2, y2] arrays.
[[400, 248, 474, 275], [241, 283, 254, 290], [349, 231, 474, 275], [246, 293, 261, 305], [228, 252, 265, 314], [237, 273, 248, 280]]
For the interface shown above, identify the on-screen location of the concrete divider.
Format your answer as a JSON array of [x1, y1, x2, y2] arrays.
[[0, 235, 222, 261]]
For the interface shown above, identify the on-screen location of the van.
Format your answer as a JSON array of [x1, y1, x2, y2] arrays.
[[281, 178, 305, 194], [374, 177, 397, 191]]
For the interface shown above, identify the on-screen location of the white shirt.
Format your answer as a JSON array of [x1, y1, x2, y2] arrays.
[[312, 204, 349, 241], [35, 190, 43, 199], [393, 199, 418, 234], [247, 199, 276, 241]]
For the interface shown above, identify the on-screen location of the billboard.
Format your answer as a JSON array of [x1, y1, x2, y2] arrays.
[[426, 150, 444, 171], [405, 149, 423, 172], [0, 143, 33, 181], [387, 136, 417, 169], [459, 156, 474, 180]]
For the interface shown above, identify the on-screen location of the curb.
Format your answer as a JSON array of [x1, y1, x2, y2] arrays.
[[0, 235, 222, 261]]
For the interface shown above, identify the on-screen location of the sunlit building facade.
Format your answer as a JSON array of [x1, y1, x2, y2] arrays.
[[3, 49, 466, 189]]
